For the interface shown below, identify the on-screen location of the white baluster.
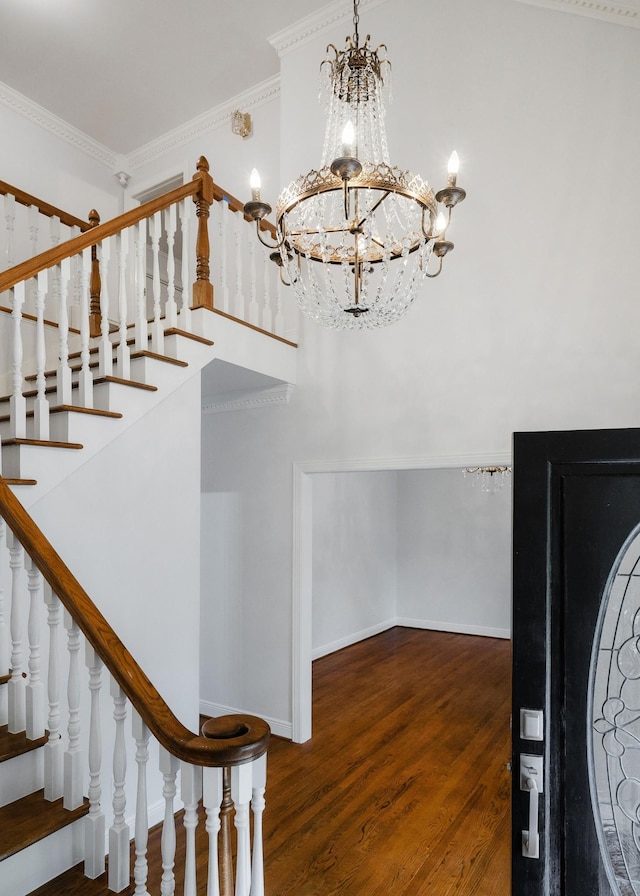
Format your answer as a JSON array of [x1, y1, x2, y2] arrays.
[[0, 520, 6, 727], [57, 257, 72, 406], [98, 239, 113, 377], [135, 218, 147, 353], [28, 205, 39, 312], [248, 235, 259, 326], [84, 643, 105, 879], [28, 204, 39, 257], [262, 253, 273, 336], [218, 200, 229, 314], [232, 764, 253, 896], [159, 746, 179, 896], [77, 248, 93, 408], [7, 530, 25, 734], [234, 212, 243, 319], [50, 214, 61, 250], [116, 229, 131, 380], [132, 710, 151, 896], [43, 583, 63, 801], [150, 211, 164, 354], [109, 679, 130, 892], [4, 193, 15, 267], [24, 556, 44, 739], [181, 763, 203, 896], [249, 755, 267, 896], [63, 612, 83, 810], [179, 200, 192, 332], [165, 205, 178, 328], [203, 766, 223, 896], [33, 268, 50, 439], [9, 281, 26, 440]]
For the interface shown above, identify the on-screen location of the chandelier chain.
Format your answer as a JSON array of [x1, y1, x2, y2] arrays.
[[353, 0, 360, 46]]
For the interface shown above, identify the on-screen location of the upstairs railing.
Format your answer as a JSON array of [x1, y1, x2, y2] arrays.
[[1, 180, 91, 271], [0, 476, 270, 894], [0, 157, 292, 436]]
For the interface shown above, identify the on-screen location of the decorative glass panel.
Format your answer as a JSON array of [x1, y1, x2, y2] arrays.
[[590, 524, 640, 896]]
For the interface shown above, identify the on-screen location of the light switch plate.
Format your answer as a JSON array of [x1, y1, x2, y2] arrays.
[[520, 708, 544, 741]]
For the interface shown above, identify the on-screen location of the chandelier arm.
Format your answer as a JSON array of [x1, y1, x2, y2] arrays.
[[255, 220, 283, 250], [425, 255, 444, 279]]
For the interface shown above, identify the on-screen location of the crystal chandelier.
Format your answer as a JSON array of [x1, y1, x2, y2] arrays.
[[244, 0, 466, 330], [464, 467, 512, 495]]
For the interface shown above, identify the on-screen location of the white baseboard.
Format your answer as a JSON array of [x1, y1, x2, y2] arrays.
[[199, 700, 292, 741], [312, 619, 397, 660], [396, 617, 511, 640]]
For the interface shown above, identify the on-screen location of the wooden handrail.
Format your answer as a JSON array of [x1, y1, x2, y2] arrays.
[[0, 179, 201, 295], [0, 165, 279, 297], [0, 477, 270, 766], [0, 180, 90, 232]]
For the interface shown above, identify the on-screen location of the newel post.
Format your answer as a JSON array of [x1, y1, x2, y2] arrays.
[[88, 209, 102, 338], [192, 156, 214, 310]]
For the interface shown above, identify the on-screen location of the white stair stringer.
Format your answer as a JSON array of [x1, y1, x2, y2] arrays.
[[2, 308, 297, 510], [2, 816, 86, 896]]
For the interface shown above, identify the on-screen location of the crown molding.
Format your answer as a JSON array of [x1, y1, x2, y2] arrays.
[[202, 383, 293, 415], [0, 80, 117, 169], [126, 75, 281, 171], [268, 0, 390, 58], [512, 0, 640, 28]]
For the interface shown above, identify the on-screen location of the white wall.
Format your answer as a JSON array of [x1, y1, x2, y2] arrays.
[[311, 470, 397, 657], [396, 469, 511, 638], [201, 0, 640, 733], [30, 374, 203, 725], [27, 374, 202, 824]]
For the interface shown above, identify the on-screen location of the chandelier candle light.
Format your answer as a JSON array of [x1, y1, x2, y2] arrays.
[[243, 0, 467, 329]]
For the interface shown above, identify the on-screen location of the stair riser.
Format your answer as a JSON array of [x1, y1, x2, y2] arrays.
[[1, 817, 85, 896], [0, 748, 44, 808]]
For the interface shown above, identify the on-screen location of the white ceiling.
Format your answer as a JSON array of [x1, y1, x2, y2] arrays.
[[0, 0, 321, 154], [1, 0, 638, 157]]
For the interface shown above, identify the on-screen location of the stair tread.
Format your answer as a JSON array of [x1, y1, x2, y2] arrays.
[[0, 724, 47, 763], [2, 438, 83, 449], [0, 406, 122, 424], [1, 478, 37, 486], [93, 375, 157, 392], [28, 348, 188, 381], [0, 790, 89, 861], [130, 349, 188, 367], [164, 327, 214, 346]]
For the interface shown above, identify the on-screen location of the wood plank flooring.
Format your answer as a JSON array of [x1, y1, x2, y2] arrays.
[[26, 626, 511, 895], [264, 627, 511, 895]]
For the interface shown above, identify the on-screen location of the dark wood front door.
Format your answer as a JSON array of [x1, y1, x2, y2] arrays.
[[512, 428, 640, 896]]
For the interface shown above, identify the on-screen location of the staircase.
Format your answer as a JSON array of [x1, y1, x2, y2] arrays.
[[0, 159, 296, 895]]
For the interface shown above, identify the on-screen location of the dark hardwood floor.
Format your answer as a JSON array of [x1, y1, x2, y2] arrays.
[[264, 627, 511, 895], [27, 626, 511, 895]]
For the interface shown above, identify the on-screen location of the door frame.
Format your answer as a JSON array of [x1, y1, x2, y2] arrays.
[[291, 451, 512, 743]]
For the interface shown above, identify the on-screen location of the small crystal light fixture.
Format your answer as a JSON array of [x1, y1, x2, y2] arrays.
[[243, 0, 466, 330], [232, 110, 252, 139], [464, 467, 512, 495]]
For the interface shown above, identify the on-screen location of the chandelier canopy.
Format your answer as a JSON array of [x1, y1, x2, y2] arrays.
[[244, 0, 466, 330]]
